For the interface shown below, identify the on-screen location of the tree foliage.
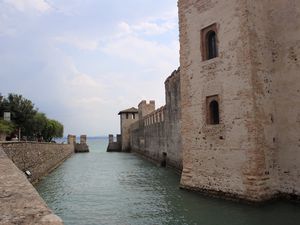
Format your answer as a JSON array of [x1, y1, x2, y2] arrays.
[[0, 94, 37, 136], [42, 119, 64, 142], [0, 93, 64, 142], [0, 119, 14, 134]]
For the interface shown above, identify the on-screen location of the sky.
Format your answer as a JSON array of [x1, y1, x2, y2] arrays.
[[0, 0, 179, 136]]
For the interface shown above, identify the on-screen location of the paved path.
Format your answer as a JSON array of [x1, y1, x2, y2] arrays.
[[0, 147, 63, 225]]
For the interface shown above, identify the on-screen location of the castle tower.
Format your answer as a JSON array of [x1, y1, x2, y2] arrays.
[[178, 0, 300, 201], [119, 107, 138, 152], [138, 100, 155, 120]]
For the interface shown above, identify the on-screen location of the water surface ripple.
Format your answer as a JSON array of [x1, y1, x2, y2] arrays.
[[36, 138, 300, 225]]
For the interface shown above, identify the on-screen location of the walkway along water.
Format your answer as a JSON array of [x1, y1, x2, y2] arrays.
[[36, 138, 300, 225]]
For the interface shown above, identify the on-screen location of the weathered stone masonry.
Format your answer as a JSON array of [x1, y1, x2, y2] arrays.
[[135, 69, 181, 170], [1, 142, 74, 184], [114, 69, 182, 171], [0, 147, 64, 225], [111, 0, 300, 202], [0, 135, 88, 224], [178, 0, 300, 202], [0, 142, 73, 225]]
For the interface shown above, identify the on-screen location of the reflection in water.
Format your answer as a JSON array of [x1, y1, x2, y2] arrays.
[[36, 138, 300, 225]]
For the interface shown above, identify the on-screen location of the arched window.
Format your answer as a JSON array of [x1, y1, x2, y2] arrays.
[[209, 100, 220, 124], [201, 23, 218, 61], [206, 31, 218, 59], [206, 95, 220, 125]]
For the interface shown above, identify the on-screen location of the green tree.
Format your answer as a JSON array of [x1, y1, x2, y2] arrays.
[[0, 93, 64, 142], [27, 112, 48, 139], [42, 119, 64, 142], [3, 94, 37, 137], [0, 119, 14, 134], [0, 94, 4, 116]]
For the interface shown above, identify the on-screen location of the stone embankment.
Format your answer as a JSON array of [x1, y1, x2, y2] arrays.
[[0, 146, 63, 225], [0, 134, 89, 224], [1, 142, 74, 184]]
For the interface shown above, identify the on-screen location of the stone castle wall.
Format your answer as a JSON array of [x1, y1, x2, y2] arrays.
[[111, 0, 299, 202], [178, 0, 300, 201], [130, 69, 182, 171], [130, 107, 167, 165], [264, 0, 300, 197], [1, 142, 74, 183], [179, 0, 259, 200]]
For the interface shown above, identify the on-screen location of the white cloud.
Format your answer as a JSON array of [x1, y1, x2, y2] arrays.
[[132, 21, 176, 35], [73, 97, 106, 105], [118, 22, 132, 34], [0, 1, 179, 136], [0, 26, 16, 37], [106, 12, 179, 70], [4, 0, 52, 13], [0, 9, 16, 37], [118, 15, 177, 36], [101, 34, 178, 70], [100, 11, 179, 110], [70, 72, 101, 88], [54, 36, 99, 51]]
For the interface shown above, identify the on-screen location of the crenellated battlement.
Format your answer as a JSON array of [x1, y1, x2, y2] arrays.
[[108, 69, 182, 171], [107, 134, 121, 152], [67, 134, 89, 153], [138, 100, 155, 120], [143, 106, 166, 127]]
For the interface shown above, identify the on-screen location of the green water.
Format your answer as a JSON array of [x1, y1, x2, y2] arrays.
[[36, 138, 300, 225]]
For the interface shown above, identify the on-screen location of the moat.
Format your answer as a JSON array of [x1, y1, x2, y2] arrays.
[[36, 138, 300, 225]]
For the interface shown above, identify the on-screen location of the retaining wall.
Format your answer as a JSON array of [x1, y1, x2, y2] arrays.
[[1, 142, 74, 183], [0, 146, 63, 225]]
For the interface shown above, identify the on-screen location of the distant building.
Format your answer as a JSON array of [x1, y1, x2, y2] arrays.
[[118, 107, 138, 152]]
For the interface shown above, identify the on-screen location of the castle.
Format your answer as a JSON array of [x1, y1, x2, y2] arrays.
[[108, 0, 300, 202]]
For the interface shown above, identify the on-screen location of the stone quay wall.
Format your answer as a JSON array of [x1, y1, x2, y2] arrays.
[[107, 134, 122, 152], [1, 141, 74, 184], [130, 69, 182, 171], [75, 135, 89, 153], [0, 146, 64, 225]]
